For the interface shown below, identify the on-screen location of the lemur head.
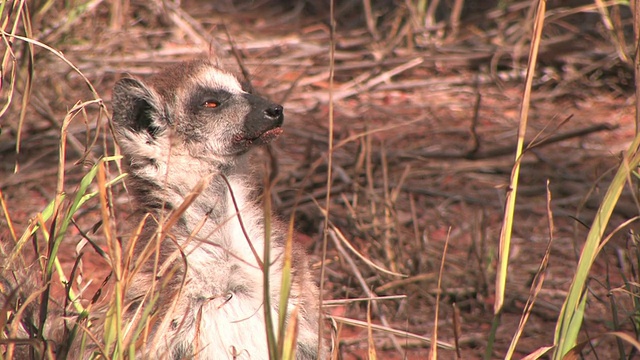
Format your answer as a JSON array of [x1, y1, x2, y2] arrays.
[[111, 59, 283, 169]]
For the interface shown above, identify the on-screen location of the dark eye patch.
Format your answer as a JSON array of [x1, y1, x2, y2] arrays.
[[190, 87, 232, 111]]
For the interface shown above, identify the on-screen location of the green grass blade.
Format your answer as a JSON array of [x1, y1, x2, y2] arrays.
[[46, 156, 123, 314], [488, 2, 547, 358], [494, 0, 546, 315], [11, 195, 61, 263], [263, 181, 278, 360], [277, 220, 295, 355], [553, 134, 640, 358], [281, 306, 299, 360]]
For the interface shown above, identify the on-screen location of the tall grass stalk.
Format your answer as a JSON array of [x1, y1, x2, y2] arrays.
[[2, 0, 35, 174], [260, 175, 299, 360], [276, 215, 297, 359], [97, 161, 126, 359], [262, 174, 278, 360], [15, 8, 33, 175], [505, 181, 554, 359], [487, 1, 546, 358], [281, 306, 300, 360], [429, 228, 451, 360], [0, 1, 27, 123], [319, 0, 336, 353], [0, 190, 17, 242]]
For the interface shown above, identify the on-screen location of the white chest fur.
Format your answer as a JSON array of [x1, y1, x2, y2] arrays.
[[157, 176, 282, 359]]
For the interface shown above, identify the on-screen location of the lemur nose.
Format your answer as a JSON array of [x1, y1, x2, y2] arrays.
[[265, 105, 283, 120]]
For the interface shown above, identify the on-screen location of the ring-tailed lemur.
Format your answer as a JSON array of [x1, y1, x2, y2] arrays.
[[1, 59, 325, 360]]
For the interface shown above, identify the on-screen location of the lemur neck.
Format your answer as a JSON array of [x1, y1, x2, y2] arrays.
[[127, 158, 257, 239]]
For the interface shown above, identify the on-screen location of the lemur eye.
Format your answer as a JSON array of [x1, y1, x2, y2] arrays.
[[203, 100, 219, 108]]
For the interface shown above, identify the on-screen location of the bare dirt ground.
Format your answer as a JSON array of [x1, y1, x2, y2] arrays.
[[2, 1, 640, 359]]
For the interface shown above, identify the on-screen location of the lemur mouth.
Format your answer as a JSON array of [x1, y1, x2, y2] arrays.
[[234, 126, 283, 146], [254, 126, 284, 144]]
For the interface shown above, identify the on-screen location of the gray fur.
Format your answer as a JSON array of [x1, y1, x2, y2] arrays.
[[1, 59, 325, 359]]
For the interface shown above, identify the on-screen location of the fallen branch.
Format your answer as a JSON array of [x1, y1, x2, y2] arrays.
[[399, 122, 618, 160]]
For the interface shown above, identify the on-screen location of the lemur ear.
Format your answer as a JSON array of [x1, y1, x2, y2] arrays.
[[112, 77, 165, 139]]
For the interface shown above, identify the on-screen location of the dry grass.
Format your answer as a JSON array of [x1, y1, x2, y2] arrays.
[[2, 0, 640, 359]]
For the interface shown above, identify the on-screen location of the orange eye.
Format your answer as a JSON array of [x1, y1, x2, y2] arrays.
[[203, 101, 219, 108]]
